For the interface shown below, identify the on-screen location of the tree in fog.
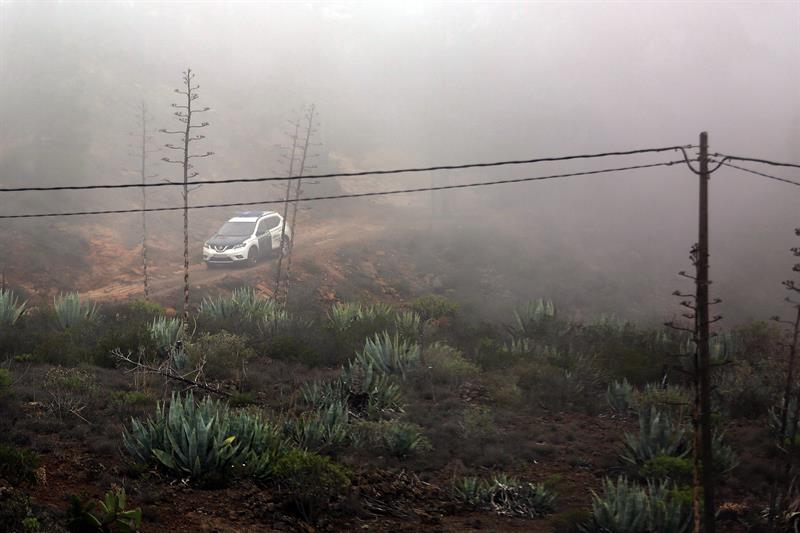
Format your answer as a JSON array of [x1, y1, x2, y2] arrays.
[[160, 69, 213, 333]]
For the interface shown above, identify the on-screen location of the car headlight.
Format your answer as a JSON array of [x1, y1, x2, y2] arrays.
[[232, 243, 246, 249]]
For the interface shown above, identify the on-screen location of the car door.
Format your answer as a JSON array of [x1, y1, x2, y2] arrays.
[[263, 215, 283, 250], [255, 218, 271, 253]]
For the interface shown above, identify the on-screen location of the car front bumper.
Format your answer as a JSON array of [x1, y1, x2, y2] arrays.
[[203, 246, 249, 263]]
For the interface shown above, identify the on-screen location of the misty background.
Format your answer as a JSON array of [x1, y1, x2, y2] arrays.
[[0, 1, 797, 324]]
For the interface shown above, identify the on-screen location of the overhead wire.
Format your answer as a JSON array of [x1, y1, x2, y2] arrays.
[[710, 159, 800, 188], [0, 160, 683, 219], [712, 153, 800, 171], [0, 145, 691, 193]]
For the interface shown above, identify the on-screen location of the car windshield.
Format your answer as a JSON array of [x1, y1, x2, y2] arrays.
[[216, 221, 255, 237]]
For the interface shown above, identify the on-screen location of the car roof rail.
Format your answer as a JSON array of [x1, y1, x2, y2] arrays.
[[235, 210, 274, 217]]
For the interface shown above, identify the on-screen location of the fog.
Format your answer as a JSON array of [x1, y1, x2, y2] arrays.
[[0, 1, 798, 323]]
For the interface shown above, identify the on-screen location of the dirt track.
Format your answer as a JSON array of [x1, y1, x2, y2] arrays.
[[79, 217, 386, 303]]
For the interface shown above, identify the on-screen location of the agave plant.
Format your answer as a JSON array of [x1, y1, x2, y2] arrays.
[[354, 332, 421, 379], [287, 401, 351, 452], [584, 476, 690, 533], [67, 487, 142, 533], [484, 474, 556, 518], [380, 421, 430, 458], [123, 392, 243, 480], [453, 474, 555, 518], [200, 287, 279, 323], [607, 379, 635, 414], [620, 407, 689, 467], [0, 288, 26, 326], [508, 299, 566, 340], [453, 477, 485, 507], [149, 316, 182, 352], [53, 292, 98, 329], [394, 310, 422, 342], [327, 302, 361, 333]]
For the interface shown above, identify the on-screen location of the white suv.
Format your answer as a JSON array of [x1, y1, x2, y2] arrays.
[[203, 211, 291, 267]]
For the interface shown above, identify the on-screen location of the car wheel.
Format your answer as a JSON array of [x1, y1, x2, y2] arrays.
[[247, 247, 259, 266]]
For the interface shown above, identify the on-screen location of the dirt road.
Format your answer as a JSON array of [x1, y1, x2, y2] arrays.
[[79, 217, 386, 302]]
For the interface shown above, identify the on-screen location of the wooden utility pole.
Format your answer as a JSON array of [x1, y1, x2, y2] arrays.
[[161, 69, 213, 336], [274, 114, 302, 297], [696, 131, 715, 533]]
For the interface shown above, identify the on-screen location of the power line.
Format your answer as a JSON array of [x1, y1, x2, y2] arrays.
[[712, 160, 800, 188], [0, 160, 682, 220], [712, 153, 800, 171], [0, 146, 690, 193]]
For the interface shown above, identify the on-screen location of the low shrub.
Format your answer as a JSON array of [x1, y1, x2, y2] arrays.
[[420, 342, 478, 387], [0, 444, 39, 485], [42, 367, 96, 420], [640, 455, 693, 484], [271, 448, 350, 522], [186, 331, 255, 382], [458, 405, 495, 440], [0, 369, 10, 397], [0, 486, 39, 533], [410, 294, 458, 322]]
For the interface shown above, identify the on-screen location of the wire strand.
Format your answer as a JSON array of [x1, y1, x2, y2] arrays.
[[712, 153, 800, 171], [0, 160, 681, 219], [712, 160, 800, 188], [0, 146, 690, 193]]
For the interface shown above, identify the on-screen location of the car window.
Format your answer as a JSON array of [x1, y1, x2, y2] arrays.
[[263, 216, 281, 231], [218, 221, 255, 236]]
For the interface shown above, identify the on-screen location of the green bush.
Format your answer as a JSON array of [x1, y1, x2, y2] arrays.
[[0, 369, 10, 396], [186, 331, 255, 382], [42, 367, 96, 419], [0, 486, 39, 533], [394, 310, 422, 342], [640, 455, 693, 484], [271, 448, 350, 522], [410, 294, 458, 322], [419, 342, 478, 387], [634, 384, 691, 420], [0, 444, 39, 485]]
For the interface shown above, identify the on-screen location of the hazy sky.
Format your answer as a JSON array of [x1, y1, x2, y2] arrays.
[[0, 1, 797, 320]]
